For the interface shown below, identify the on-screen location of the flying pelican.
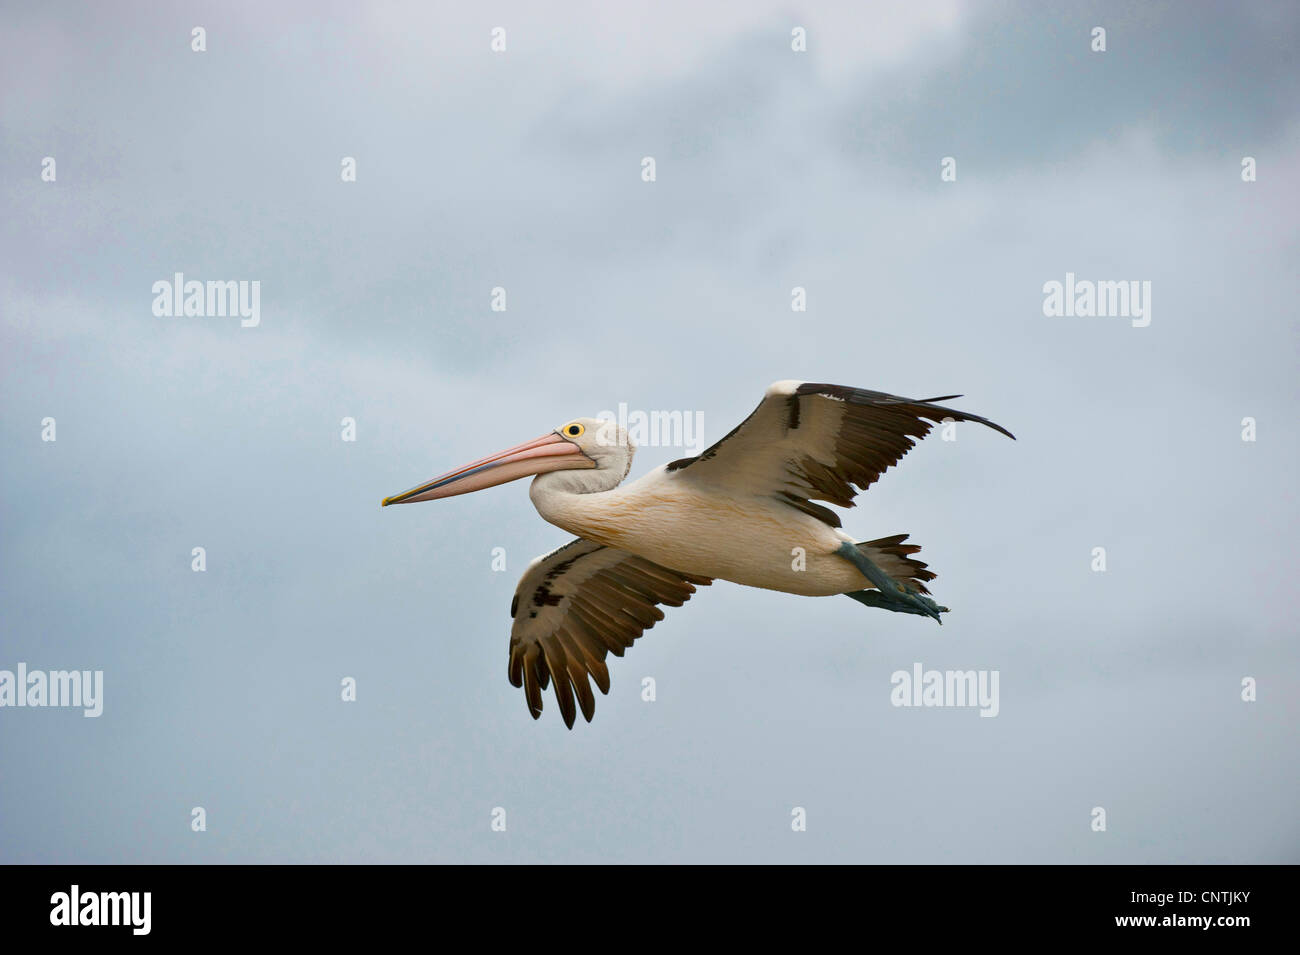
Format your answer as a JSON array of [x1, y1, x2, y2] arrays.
[[383, 381, 1013, 728]]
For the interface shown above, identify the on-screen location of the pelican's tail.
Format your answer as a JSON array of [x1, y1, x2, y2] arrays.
[[856, 534, 936, 596]]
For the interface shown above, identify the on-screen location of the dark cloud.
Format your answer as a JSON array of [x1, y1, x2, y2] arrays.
[[837, 0, 1300, 182]]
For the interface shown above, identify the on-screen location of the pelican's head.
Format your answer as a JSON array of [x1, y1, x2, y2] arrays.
[[381, 416, 634, 507]]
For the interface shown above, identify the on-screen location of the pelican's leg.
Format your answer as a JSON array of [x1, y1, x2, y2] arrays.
[[835, 542, 948, 624]]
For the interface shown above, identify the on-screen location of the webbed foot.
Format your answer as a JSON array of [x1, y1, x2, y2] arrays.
[[836, 541, 947, 624]]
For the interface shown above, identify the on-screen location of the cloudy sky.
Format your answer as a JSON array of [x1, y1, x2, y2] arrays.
[[1, 0, 1296, 863]]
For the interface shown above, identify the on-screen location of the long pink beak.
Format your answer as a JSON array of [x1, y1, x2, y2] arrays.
[[381, 432, 591, 506]]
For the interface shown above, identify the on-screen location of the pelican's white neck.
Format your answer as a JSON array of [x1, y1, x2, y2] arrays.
[[529, 467, 627, 540], [530, 466, 623, 498]]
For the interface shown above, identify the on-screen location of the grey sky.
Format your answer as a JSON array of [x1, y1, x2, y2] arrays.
[[1, 0, 1297, 862]]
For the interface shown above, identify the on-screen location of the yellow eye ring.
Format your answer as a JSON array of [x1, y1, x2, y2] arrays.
[[562, 423, 585, 438]]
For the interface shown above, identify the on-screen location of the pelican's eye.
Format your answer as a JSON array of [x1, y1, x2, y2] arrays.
[[563, 423, 585, 438]]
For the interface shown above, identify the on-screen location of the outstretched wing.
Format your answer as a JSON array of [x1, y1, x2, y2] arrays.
[[664, 380, 1014, 527], [508, 539, 711, 728]]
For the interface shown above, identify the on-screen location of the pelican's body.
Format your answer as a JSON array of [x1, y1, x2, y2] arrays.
[[384, 379, 1014, 727], [532, 465, 863, 596]]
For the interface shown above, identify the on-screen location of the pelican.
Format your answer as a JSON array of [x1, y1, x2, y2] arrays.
[[383, 381, 1013, 727]]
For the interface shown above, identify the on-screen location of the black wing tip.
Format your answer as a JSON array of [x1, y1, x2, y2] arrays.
[[971, 416, 1016, 441], [953, 413, 1015, 440], [798, 382, 1015, 440]]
